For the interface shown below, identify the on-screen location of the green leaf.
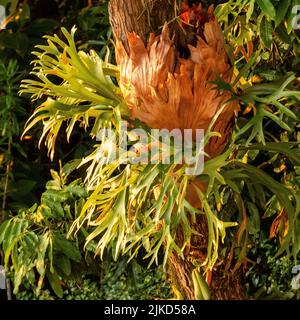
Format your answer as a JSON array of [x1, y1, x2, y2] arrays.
[[1, 219, 28, 252], [192, 269, 211, 300], [47, 271, 63, 298], [1, 0, 19, 13], [0, 220, 11, 244], [215, 2, 231, 20], [53, 233, 81, 262], [54, 255, 72, 276], [256, 0, 276, 20], [13, 265, 26, 295], [36, 233, 50, 277], [275, 0, 291, 27], [242, 142, 300, 166], [65, 185, 88, 198], [260, 16, 273, 48], [62, 159, 82, 178], [247, 202, 261, 235], [247, 0, 255, 23], [23, 19, 59, 36], [275, 23, 292, 44], [0, 32, 29, 52], [41, 199, 64, 219], [43, 189, 71, 203], [4, 232, 25, 268], [22, 232, 40, 256], [12, 179, 36, 196]]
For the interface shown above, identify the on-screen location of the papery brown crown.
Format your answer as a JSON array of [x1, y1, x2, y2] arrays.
[[115, 6, 239, 158]]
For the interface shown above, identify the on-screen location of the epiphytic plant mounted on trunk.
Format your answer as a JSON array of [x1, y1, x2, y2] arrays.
[[17, 0, 300, 300]]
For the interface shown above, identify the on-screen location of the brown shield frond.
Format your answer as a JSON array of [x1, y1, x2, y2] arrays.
[[115, 6, 239, 158]]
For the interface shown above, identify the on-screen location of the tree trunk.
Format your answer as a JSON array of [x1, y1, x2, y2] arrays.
[[167, 215, 245, 300], [109, 0, 175, 53], [108, 0, 246, 300]]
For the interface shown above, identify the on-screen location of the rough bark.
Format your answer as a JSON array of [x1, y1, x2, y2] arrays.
[[168, 254, 245, 300], [108, 0, 246, 300], [109, 0, 175, 53], [167, 215, 245, 300], [109, 0, 147, 51]]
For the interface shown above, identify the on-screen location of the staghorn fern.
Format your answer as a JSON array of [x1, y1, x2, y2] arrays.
[[20, 26, 300, 289], [20, 26, 127, 160]]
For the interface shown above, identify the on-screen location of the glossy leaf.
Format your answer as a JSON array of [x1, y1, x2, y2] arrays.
[[256, 0, 276, 19]]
